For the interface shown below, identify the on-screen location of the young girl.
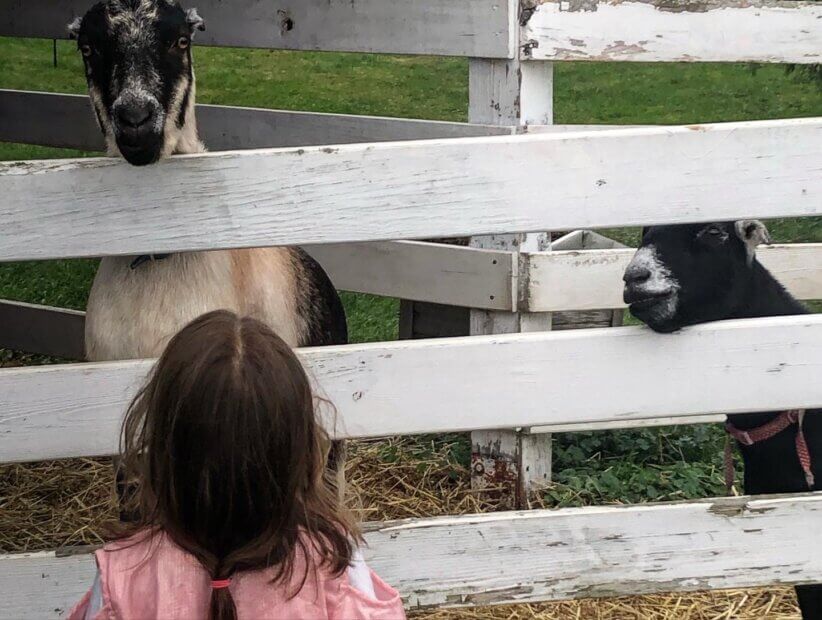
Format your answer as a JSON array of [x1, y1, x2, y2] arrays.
[[69, 310, 405, 620]]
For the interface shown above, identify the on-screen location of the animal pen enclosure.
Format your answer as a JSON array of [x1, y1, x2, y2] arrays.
[[0, 0, 821, 616]]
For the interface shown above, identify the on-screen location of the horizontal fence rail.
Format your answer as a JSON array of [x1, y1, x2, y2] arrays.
[[0, 240, 515, 360], [306, 241, 516, 311], [2, 315, 821, 463], [5, 493, 822, 616], [0, 0, 515, 58], [1, 119, 819, 262], [525, 243, 822, 312], [2, 240, 816, 360], [5, 0, 820, 62], [0, 90, 513, 153], [522, 0, 822, 64], [0, 91, 633, 153], [0, 300, 85, 360]]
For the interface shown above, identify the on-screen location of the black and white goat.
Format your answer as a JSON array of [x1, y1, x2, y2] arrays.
[[69, 0, 348, 484], [623, 220, 821, 618], [68, 0, 347, 358]]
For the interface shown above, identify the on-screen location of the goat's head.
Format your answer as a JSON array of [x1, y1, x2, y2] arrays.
[[623, 220, 772, 332], [68, 0, 205, 166]]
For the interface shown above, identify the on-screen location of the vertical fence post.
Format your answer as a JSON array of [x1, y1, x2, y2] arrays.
[[467, 11, 556, 506]]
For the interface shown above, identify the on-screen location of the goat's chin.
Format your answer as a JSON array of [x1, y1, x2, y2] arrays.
[[643, 319, 682, 334], [115, 137, 164, 166], [629, 303, 683, 333]]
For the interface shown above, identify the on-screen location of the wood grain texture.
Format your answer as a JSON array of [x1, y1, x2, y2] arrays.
[[526, 243, 822, 312], [467, 15, 554, 496], [2, 315, 821, 463], [0, 300, 85, 360], [0, 0, 515, 57], [0, 90, 512, 153], [523, 0, 822, 64], [2, 118, 818, 263], [7, 493, 822, 615]]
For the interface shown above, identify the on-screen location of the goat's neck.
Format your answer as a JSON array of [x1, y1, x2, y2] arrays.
[[168, 77, 205, 156], [730, 260, 808, 321], [728, 260, 808, 431]]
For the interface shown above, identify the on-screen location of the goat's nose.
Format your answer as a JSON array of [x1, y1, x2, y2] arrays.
[[623, 263, 651, 285], [116, 103, 153, 129]]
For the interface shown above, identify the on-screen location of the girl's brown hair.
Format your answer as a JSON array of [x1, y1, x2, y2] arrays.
[[114, 310, 359, 620]]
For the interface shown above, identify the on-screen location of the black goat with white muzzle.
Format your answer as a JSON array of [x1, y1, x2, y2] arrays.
[[624, 220, 821, 618]]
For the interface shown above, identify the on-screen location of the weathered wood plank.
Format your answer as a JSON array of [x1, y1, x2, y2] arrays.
[[2, 315, 821, 463], [523, 0, 822, 64], [6, 493, 822, 615], [0, 300, 85, 360], [0, 241, 514, 359], [305, 241, 515, 311], [369, 494, 822, 605], [466, 52, 557, 497], [526, 243, 822, 312], [0, 90, 512, 153], [0, 0, 515, 58], [548, 229, 586, 251], [530, 414, 724, 434], [0, 90, 637, 153], [0, 91, 102, 152], [0, 239, 511, 359], [1, 118, 818, 262], [521, 232, 627, 438]]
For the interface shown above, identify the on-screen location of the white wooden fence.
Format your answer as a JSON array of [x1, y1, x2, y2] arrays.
[[0, 0, 821, 615]]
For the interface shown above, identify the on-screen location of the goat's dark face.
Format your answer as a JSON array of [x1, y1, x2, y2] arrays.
[[623, 220, 771, 333], [69, 0, 204, 166]]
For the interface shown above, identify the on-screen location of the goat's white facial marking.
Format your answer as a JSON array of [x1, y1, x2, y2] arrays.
[[67, 17, 83, 38], [625, 221, 776, 334], [623, 245, 681, 322]]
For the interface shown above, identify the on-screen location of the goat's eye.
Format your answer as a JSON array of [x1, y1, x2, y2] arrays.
[[176, 36, 190, 49], [698, 225, 728, 244], [80, 44, 92, 57]]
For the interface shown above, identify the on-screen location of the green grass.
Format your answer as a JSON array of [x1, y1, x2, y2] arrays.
[[2, 37, 820, 505]]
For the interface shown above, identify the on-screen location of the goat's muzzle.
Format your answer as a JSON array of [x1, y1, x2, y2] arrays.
[[112, 95, 164, 166]]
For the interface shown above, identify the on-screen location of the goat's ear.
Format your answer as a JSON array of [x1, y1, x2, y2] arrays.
[[186, 8, 205, 33], [67, 16, 82, 39], [735, 219, 772, 257]]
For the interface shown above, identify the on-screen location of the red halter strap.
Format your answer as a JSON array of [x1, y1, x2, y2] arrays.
[[724, 409, 814, 493]]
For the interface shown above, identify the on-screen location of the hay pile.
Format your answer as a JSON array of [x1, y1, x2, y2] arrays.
[[0, 457, 116, 551], [412, 590, 799, 620], [0, 437, 801, 619]]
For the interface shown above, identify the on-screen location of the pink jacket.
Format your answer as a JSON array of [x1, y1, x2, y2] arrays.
[[68, 531, 406, 620]]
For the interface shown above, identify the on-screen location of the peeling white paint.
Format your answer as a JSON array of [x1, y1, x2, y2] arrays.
[[1, 315, 821, 463], [524, 1, 822, 63], [0, 118, 819, 261], [6, 492, 822, 615]]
